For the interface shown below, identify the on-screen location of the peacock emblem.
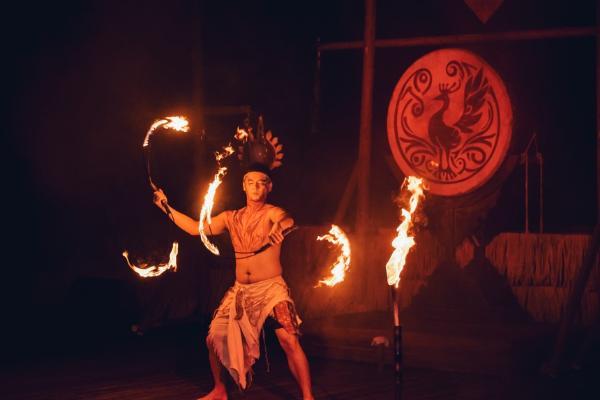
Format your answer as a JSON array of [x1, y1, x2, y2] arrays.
[[387, 50, 512, 196], [427, 67, 491, 180]]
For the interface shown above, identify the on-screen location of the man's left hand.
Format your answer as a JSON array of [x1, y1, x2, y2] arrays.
[[268, 221, 285, 245]]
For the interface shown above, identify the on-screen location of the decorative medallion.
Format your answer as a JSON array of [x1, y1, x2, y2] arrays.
[[387, 48, 513, 196]]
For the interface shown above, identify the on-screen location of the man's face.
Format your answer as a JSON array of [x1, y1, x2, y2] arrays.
[[243, 171, 272, 202]]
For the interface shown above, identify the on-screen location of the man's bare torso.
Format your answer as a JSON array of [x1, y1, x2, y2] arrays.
[[225, 203, 283, 283]]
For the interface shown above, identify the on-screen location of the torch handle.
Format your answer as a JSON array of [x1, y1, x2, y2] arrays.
[[394, 325, 403, 400], [251, 225, 299, 254], [150, 182, 173, 217], [391, 285, 403, 400], [161, 200, 173, 217]]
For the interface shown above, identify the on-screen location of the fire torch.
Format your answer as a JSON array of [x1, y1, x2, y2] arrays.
[[385, 176, 425, 399]]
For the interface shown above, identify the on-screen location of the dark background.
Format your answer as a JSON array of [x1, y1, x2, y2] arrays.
[[3, 0, 597, 359]]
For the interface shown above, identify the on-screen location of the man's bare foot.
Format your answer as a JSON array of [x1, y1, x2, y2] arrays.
[[197, 387, 227, 400]]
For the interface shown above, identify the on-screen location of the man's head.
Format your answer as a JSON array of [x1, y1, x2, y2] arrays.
[[242, 163, 273, 203]]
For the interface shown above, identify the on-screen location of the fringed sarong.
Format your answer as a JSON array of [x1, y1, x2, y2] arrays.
[[207, 275, 301, 389]]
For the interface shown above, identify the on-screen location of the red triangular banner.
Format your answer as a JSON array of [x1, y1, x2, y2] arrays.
[[464, 0, 504, 23]]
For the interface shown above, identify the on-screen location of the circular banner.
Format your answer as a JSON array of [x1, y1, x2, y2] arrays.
[[387, 48, 513, 196]]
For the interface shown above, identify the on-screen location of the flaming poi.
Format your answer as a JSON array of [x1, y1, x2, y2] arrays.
[[315, 224, 352, 287], [142, 116, 190, 192], [197, 124, 283, 257], [386, 176, 425, 288], [122, 116, 189, 278], [143, 116, 190, 148], [198, 144, 236, 255], [123, 242, 179, 278]]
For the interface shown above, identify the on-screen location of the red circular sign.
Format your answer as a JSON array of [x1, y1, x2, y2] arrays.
[[387, 49, 513, 196]]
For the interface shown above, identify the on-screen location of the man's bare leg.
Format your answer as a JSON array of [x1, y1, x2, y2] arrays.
[[275, 328, 314, 400], [198, 344, 228, 400]]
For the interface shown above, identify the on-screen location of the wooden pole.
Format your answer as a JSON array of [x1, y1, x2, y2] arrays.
[[356, 0, 376, 238], [192, 0, 204, 119], [525, 151, 529, 233], [539, 151, 544, 233], [597, 0, 600, 223], [523, 133, 537, 233], [319, 27, 596, 51], [334, 164, 358, 225]]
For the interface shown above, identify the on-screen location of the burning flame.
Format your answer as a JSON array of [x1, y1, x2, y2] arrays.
[[315, 224, 352, 287], [215, 145, 235, 162], [198, 143, 237, 255], [199, 167, 228, 255], [386, 176, 425, 288], [123, 242, 179, 278], [143, 116, 190, 148], [235, 127, 249, 142], [196, 124, 257, 255]]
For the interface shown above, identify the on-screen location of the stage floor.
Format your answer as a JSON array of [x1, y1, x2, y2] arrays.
[[2, 325, 597, 400]]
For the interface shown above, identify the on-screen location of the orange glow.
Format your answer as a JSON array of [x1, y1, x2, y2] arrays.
[[198, 142, 237, 255], [162, 116, 189, 132], [386, 176, 425, 287], [315, 224, 352, 287], [235, 127, 250, 142], [143, 116, 189, 147], [199, 166, 227, 255], [215, 145, 235, 162], [123, 242, 179, 278]]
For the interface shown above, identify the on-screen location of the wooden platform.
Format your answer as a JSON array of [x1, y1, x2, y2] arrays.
[[2, 323, 598, 400]]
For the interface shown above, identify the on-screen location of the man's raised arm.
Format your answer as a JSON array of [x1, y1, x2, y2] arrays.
[[153, 189, 227, 236]]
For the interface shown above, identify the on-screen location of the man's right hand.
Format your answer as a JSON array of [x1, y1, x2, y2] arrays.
[[153, 189, 168, 213]]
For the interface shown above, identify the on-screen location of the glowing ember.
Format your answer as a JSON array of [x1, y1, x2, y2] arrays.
[[386, 176, 425, 288], [315, 224, 352, 287], [235, 127, 250, 142], [143, 116, 190, 148], [123, 242, 179, 278], [215, 145, 235, 162], [162, 116, 189, 132]]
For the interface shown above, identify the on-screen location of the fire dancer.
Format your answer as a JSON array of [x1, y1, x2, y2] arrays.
[[152, 162, 314, 400]]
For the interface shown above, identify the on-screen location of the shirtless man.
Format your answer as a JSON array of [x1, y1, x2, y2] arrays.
[[153, 163, 314, 400]]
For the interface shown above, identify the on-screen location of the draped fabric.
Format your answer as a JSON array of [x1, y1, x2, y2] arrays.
[[207, 276, 301, 389]]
